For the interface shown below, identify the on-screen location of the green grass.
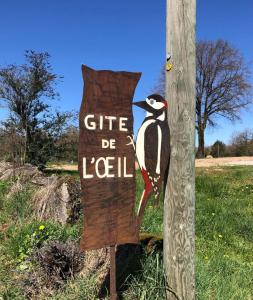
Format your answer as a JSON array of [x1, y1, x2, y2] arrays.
[[43, 274, 102, 300], [121, 252, 166, 300], [0, 166, 252, 299], [195, 167, 253, 300]]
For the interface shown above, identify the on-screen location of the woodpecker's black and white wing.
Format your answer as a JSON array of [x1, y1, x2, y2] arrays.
[[144, 120, 170, 198], [135, 116, 170, 199], [142, 121, 159, 175]]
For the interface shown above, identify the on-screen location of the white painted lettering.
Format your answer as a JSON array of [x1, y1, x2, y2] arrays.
[[105, 116, 117, 130], [95, 157, 107, 178], [106, 157, 115, 177], [99, 115, 103, 130], [110, 139, 116, 149], [82, 156, 133, 179], [83, 157, 93, 178], [102, 139, 110, 148], [83, 115, 129, 131], [84, 114, 96, 130], [123, 157, 133, 177], [102, 139, 116, 149], [119, 117, 128, 131], [118, 157, 121, 177]]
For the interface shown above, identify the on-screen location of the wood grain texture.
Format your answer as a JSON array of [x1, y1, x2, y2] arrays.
[[79, 66, 141, 250], [164, 0, 196, 299]]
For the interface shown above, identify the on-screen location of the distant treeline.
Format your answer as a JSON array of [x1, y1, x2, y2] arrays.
[[1, 126, 253, 167], [204, 129, 253, 158], [0, 125, 79, 167]]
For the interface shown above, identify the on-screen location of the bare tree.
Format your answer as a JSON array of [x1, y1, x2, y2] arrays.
[[154, 40, 252, 158], [196, 40, 251, 157]]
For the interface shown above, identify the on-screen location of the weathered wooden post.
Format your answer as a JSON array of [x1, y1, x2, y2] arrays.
[[164, 0, 196, 299]]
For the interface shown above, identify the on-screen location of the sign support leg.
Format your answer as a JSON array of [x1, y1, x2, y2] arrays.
[[110, 245, 117, 300]]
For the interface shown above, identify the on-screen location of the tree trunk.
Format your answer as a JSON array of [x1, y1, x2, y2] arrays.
[[197, 126, 205, 158], [164, 0, 196, 299]]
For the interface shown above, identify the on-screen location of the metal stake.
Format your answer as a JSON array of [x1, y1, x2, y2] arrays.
[[110, 245, 117, 300]]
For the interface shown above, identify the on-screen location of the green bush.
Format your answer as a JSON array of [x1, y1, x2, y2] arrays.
[[8, 221, 79, 265], [210, 140, 227, 157]]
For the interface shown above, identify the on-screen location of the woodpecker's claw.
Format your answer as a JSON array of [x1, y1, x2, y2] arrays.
[[126, 135, 135, 150]]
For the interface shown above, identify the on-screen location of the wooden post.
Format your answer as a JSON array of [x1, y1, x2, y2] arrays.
[[110, 245, 117, 300], [164, 0, 196, 299]]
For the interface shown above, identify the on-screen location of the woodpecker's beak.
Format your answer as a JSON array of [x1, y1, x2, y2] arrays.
[[133, 101, 154, 113]]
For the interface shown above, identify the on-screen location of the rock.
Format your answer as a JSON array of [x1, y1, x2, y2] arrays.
[[0, 163, 43, 198], [0, 162, 42, 181], [0, 168, 15, 181], [0, 162, 12, 177], [206, 155, 213, 159], [30, 176, 51, 186], [32, 175, 82, 224], [0, 162, 82, 224]]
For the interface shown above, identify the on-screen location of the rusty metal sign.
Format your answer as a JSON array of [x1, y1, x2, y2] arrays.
[[79, 65, 141, 250]]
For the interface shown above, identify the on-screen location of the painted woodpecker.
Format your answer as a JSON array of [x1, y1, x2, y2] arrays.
[[133, 94, 170, 226]]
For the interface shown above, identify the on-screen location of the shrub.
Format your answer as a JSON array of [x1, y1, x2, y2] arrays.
[[35, 240, 84, 281], [8, 221, 79, 265], [210, 140, 227, 157], [22, 240, 84, 298]]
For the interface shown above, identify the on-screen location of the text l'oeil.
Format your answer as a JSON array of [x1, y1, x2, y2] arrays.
[[82, 157, 133, 179]]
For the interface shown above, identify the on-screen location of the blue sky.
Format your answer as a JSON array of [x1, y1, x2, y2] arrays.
[[0, 0, 252, 146]]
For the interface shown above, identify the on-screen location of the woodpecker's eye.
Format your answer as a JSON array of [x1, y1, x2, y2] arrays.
[[149, 99, 156, 105]]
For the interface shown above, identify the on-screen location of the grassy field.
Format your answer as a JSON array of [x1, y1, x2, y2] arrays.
[[196, 167, 253, 300], [0, 166, 252, 299]]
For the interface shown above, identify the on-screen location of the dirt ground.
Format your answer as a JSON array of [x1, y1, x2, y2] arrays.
[[48, 156, 253, 171], [196, 156, 253, 167]]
